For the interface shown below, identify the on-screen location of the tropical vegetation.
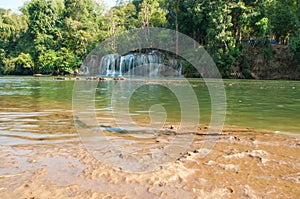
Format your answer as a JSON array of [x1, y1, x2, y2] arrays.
[[0, 0, 299, 77]]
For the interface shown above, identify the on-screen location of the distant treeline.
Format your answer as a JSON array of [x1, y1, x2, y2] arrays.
[[0, 0, 299, 77]]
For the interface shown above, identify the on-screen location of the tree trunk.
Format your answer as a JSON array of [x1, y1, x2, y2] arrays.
[[175, 0, 179, 55], [110, 10, 115, 51]]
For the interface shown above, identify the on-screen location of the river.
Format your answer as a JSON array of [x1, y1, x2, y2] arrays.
[[0, 77, 300, 141], [0, 77, 299, 147]]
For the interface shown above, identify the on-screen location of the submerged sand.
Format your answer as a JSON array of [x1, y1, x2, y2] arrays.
[[0, 125, 299, 198]]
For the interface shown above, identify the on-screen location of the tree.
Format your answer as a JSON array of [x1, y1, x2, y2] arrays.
[[1, 0, 299, 77], [0, 9, 27, 49], [62, 0, 97, 57], [137, 0, 167, 28], [269, 1, 299, 43], [0, 8, 28, 73], [107, 2, 138, 35], [56, 48, 81, 74], [3, 53, 34, 75], [289, 36, 300, 67], [19, 0, 61, 73], [38, 50, 59, 74]]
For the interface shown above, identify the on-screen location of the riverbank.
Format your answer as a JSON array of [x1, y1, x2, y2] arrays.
[[183, 44, 300, 80], [0, 125, 299, 198]]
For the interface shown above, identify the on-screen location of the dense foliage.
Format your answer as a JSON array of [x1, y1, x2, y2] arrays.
[[0, 0, 299, 76]]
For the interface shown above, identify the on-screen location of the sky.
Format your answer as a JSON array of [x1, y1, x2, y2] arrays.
[[0, 0, 116, 12]]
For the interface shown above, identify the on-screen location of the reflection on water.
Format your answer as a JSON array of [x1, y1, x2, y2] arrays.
[[0, 77, 299, 147]]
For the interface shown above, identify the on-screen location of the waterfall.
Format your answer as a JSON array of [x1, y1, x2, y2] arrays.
[[96, 50, 183, 77], [99, 54, 120, 76], [119, 56, 124, 76]]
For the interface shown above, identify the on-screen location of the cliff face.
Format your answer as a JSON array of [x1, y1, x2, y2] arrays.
[[231, 44, 300, 80]]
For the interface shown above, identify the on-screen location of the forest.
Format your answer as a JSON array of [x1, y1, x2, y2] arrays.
[[0, 0, 299, 78]]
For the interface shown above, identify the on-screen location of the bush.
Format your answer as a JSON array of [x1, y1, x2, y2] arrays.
[[3, 53, 34, 75], [289, 37, 300, 68], [38, 50, 59, 74]]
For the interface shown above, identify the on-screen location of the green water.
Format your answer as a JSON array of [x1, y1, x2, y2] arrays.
[[0, 77, 299, 144], [94, 79, 299, 133], [225, 80, 299, 133]]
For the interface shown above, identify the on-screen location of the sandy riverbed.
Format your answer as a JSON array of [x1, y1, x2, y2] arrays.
[[0, 125, 299, 198]]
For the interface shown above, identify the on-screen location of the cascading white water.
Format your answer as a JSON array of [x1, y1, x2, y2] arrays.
[[99, 54, 120, 77], [97, 50, 183, 77], [119, 56, 124, 76]]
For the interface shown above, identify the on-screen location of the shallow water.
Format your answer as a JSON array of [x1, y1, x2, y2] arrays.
[[0, 77, 299, 147], [224, 79, 300, 133], [0, 77, 76, 145]]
